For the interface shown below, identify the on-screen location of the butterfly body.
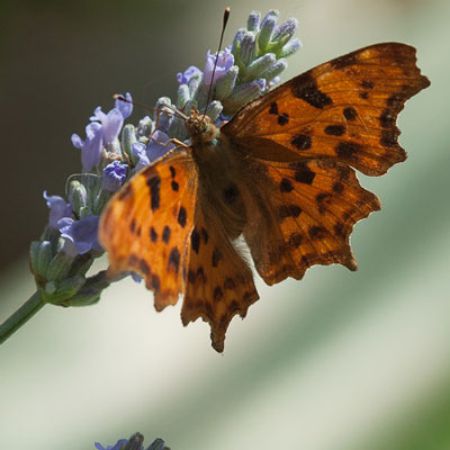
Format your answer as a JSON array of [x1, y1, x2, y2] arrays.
[[184, 110, 248, 240], [100, 43, 429, 352]]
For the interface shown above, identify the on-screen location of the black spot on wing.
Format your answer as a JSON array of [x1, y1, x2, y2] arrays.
[[336, 141, 361, 160], [168, 247, 180, 273], [278, 204, 302, 219], [361, 80, 374, 89], [291, 134, 311, 150], [212, 248, 222, 267], [292, 162, 316, 185], [191, 228, 200, 254], [187, 269, 195, 283], [280, 178, 294, 193], [146, 175, 161, 211], [324, 125, 345, 136], [150, 227, 158, 242], [162, 225, 171, 243], [277, 113, 289, 126], [309, 226, 327, 239], [292, 73, 332, 109], [269, 102, 279, 115], [177, 206, 187, 227], [213, 286, 224, 302], [343, 107, 357, 121]]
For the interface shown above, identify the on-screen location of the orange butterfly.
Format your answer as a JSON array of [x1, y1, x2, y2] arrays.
[[100, 43, 429, 352]]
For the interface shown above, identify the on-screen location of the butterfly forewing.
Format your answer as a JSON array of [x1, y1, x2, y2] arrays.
[[99, 150, 199, 310], [223, 43, 430, 176]]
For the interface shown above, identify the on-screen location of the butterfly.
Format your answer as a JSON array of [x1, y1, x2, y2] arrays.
[[99, 42, 429, 352]]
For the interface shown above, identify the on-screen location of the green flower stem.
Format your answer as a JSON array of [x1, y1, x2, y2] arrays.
[[0, 291, 45, 345]]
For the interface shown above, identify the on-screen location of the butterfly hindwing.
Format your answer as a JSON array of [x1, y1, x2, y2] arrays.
[[241, 157, 381, 284], [223, 43, 430, 176], [181, 199, 259, 352], [99, 149, 199, 311]]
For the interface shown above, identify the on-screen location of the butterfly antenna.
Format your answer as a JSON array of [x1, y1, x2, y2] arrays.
[[202, 7, 231, 119]]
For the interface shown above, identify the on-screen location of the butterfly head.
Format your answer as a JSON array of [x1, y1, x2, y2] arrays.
[[185, 109, 219, 146]]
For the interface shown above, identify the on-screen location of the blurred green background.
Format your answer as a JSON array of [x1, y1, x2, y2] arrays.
[[1, 0, 449, 449]]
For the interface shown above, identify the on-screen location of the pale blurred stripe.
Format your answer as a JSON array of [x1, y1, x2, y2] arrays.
[[1, 0, 449, 449]]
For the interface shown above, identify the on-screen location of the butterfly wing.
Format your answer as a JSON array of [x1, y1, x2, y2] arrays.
[[99, 149, 199, 311], [239, 157, 380, 284], [223, 42, 430, 176], [181, 196, 258, 352], [222, 42, 429, 284]]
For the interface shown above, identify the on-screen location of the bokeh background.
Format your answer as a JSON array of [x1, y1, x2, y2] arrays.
[[1, 0, 449, 449]]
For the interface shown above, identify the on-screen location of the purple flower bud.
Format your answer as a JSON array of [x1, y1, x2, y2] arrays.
[[154, 98, 173, 134], [71, 122, 103, 172], [43, 191, 72, 229], [203, 48, 234, 85], [273, 18, 298, 42], [95, 439, 129, 450], [247, 11, 261, 31], [255, 78, 267, 91], [231, 28, 246, 55], [95, 108, 124, 146], [115, 92, 133, 119], [146, 130, 175, 162], [239, 33, 256, 66], [102, 161, 128, 192], [177, 66, 202, 84], [58, 215, 101, 256], [132, 142, 150, 172]]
